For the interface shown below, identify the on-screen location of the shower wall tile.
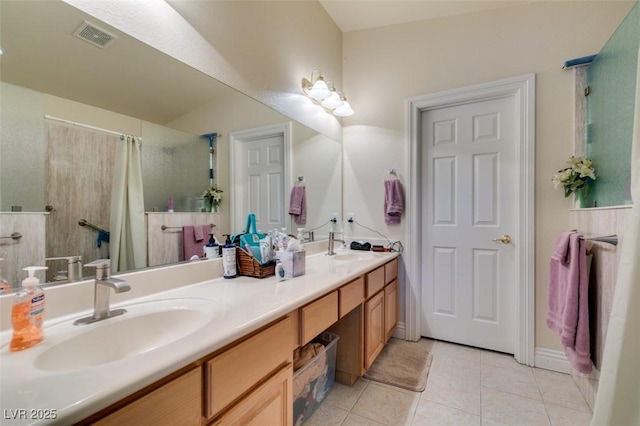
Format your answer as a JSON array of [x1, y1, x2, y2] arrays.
[[146, 212, 221, 266], [568, 206, 631, 410], [0, 213, 47, 287]]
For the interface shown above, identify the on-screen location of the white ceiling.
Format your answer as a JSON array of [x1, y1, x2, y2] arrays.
[[319, 0, 529, 32]]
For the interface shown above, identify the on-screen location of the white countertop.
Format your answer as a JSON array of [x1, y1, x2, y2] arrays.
[[0, 249, 397, 425]]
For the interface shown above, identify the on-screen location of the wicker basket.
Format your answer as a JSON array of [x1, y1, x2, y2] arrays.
[[236, 246, 276, 278]]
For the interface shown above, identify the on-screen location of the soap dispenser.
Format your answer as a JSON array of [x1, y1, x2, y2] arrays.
[[222, 234, 237, 279], [10, 266, 48, 352], [0, 258, 11, 293]]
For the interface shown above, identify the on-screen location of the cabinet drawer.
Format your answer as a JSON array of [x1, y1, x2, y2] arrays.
[[205, 316, 292, 419], [384, 258, 398, 284], [339, 277, 364, 318], [300, 291, 338, 345], [366, 266, 385, 298]]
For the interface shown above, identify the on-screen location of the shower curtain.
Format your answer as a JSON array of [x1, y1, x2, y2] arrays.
[[110, 135, 147, 273], [591, 49, 640, 425]]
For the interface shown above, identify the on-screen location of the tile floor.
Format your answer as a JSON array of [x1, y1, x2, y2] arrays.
[[305, 339, 592, 426]]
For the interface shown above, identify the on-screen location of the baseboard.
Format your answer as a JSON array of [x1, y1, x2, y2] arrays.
[[392, 321, 407, 340], [534, 347, 572, 373]]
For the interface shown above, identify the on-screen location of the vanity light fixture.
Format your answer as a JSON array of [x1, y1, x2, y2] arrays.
[[302, 69, 354, 116], [321, 88, 344, 109], [333, 96, 354, 117], [301, 69, 331, 100]]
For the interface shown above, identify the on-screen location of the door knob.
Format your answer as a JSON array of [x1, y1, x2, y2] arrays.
[[492, 234, 512, 244]]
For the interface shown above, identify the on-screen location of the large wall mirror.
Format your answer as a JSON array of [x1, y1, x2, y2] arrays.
[[0, 0, 342, 288]]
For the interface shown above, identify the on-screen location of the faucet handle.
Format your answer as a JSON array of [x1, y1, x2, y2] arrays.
[[84, 259, 111, 269], [85, 259, 111, 279], [46, 255, 82, 263]]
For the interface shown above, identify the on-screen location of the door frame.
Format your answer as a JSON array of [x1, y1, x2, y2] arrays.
[[229, 122, 292, 233], [404, 74, 536, 365]]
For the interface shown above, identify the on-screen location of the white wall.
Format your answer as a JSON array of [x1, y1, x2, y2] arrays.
[[341, 1, 636, 350]]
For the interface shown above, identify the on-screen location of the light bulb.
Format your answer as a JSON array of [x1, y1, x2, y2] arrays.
[[334, 100, 354, 117], [308, 77, 331, 100], [321, 91, 343, 109]]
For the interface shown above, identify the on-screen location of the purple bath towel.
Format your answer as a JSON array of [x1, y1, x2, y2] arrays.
[[289, 185, 306, 224], [384, 179, 404, 224], [547, 231, 592, 374]]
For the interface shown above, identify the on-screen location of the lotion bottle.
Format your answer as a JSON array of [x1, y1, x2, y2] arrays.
[[0, 258, 11, 293], [10, 266, 48, 352], [222, 234, 237, 279]]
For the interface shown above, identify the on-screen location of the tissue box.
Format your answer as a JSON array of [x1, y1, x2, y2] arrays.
[[275, 250, 306, 278]]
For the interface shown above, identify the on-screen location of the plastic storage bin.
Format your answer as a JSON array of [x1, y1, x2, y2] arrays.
[[293, 332, 340, 425]]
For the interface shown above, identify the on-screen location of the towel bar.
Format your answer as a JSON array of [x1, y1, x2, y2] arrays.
[[0, 232, 22, 240], [161, 224, 216, 231], [586, 235, 618, 246], [78, 219, 108, 234]]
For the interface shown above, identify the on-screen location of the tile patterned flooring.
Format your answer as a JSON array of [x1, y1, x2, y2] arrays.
[[305, 339, 592, 426]]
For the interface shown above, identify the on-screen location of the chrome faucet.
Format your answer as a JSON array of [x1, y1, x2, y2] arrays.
[[45, 255, 82, 282], [74, 259, 131, 325], [327, 231, 345, 256]]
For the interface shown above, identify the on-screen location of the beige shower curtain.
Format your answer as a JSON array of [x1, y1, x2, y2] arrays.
[[590, 49, 640, 425], [110, 135, 147, 273]]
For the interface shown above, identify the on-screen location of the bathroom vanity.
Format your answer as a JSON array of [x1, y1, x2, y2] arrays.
[[0, 248, 398, 426]]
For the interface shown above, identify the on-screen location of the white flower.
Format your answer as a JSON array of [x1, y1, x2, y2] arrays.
[[552, 156, 596, 198]]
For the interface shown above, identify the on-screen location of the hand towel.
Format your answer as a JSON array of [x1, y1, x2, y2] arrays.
[[182, 225, 209, 260], [96, 230, 110, 248], [547, 231, 592, 373], [289, 185, 306, 224], [193, 224, 206, 242], [384, 179, 404, 224]]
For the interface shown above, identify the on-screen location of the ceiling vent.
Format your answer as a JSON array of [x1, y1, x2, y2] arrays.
[[73, 21, 117, 49]]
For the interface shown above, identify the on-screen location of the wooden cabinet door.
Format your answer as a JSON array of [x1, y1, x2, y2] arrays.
[[384, 279, 398, 342], [213, 365, 292, 426], [93, 367, 202, 426], [364, 291, 385, 370]]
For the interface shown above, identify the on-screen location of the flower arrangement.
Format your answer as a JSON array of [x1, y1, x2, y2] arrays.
[[552, 156, 596, 201], [202, 184, 223, 211]]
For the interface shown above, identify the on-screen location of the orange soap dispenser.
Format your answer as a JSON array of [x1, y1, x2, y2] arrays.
[[0, 258, 11, 293], [10, 266, 48, 352]]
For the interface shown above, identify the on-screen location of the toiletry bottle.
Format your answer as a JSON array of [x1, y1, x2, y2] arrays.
[[205, 233, 220, 259], [10, 266, 48, 352], [167, 196, 174, 213], [222, 234, 237, 279], [0, 258, 11, 293]]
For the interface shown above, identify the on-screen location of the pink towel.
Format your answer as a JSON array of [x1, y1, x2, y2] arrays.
[[288, 185, 306, 224], [547, 231, 592, 374], [384, 179, 404, 224], [182, 225, 210, 260]]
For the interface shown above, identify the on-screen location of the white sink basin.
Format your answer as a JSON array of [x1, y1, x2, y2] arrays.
[[331, 251, 379, 262], [35, 298, 218, 372]]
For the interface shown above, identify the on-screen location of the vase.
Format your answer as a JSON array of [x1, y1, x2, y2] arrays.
[[204, 198, 218, 213], [575, 188, 588, 208]]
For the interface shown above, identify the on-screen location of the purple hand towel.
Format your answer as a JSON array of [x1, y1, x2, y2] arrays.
[[193, 224, 206, 242], [182, 225, 209, 260], [384, 179, 404, 224], [289, 185, 306, 224], [547, 231, 592, 374]]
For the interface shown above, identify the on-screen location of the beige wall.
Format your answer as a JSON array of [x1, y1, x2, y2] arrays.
[[67, 0, 344, 142], [341, 1, 635, 351]]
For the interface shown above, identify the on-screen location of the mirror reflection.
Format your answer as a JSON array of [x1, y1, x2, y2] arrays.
[[0, 0, 342, 289]]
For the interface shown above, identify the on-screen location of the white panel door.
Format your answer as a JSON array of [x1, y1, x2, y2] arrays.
[[421, 96, 517, 353], [241, 134, 285, 232]]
